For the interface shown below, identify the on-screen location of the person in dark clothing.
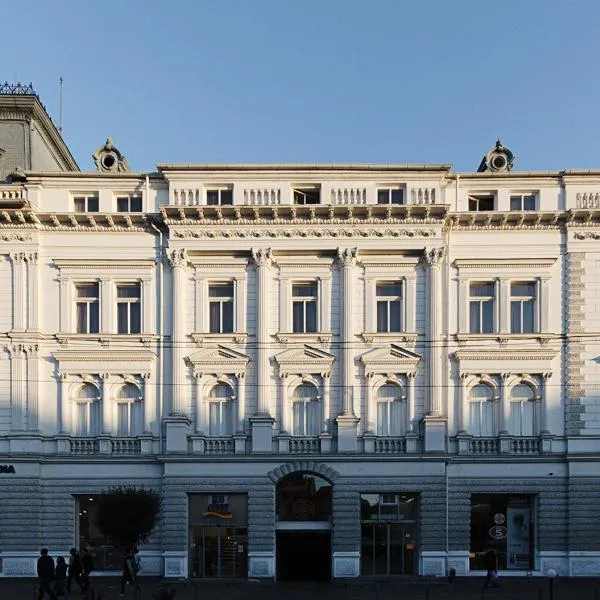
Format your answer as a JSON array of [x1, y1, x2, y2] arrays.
[[67, 548, 83, 594], [37, 548, 58, 600], [119, 548, 140, 597], [80, 547, 94, 596], [53, 556, 68, 599], [482, 549, 500, 589]]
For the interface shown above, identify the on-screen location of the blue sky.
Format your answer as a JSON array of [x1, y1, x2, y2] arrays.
[[4, 0, 600, 172]]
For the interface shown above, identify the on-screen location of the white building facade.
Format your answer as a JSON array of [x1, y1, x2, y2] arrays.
[[1, 92, 600, 580]]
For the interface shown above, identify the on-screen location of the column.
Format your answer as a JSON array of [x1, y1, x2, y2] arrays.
[[322, 374, 331, 432], [26, 345, 39, 430], [10, 252, 25, 331], [500, 374, 511, 434], [142, 372, 154, 433], [167, 248, 189, 415], [237, 373, 246, 432], [335, 247, 360, 452], [338, 247, 358, 415], [59, 372, 70, 434], [423, 247, 444, 415], [26, 252, 39, 331], [10, 344, 25, 430], [252, 248, 274, 415], [407, 372, 416, 433], [540, 278, 551, 333], [234, 277, 246, 333], [100, 373, 112, 434], [142, 277, 154, 335]]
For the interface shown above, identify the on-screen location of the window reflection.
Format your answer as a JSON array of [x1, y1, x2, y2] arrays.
[[276, 472, 332, 522]]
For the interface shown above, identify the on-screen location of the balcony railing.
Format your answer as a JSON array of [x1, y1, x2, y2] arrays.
[[289, 437, 321, 454], [374, 437, 407, 454], [70, 438, 99, 455], [469, 437, 499, 455], [111, 438, 141, 455]]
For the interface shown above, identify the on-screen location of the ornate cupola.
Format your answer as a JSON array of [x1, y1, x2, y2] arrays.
[[477, 139, 514, 173], [92, 138, 130, 173]]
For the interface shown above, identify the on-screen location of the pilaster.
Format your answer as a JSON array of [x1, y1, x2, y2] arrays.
[[10, 252, 26, 331], [9, 344, 26, 430], [26, 252, 39, 331]]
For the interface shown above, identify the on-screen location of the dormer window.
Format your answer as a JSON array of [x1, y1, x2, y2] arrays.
[[468, 194, 495, 211], [510, 194, 536, 211], [206, 188, 233, 205], [377, 188, 404, 205], [293, 186, 320, 204]]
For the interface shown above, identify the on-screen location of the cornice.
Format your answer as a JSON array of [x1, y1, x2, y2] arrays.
[[53, 349, 156, 362], [453, 349, 558, 362], [453, 258, 557, 269], [0, 210, 153, 231], [53, 259, 156, 270]]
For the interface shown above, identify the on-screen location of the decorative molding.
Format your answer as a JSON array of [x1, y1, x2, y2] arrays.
[[453, 258, 557, 269], [275, 332, 333, 345], [573, 231, 600, 240], [275, 345, 335, 377], [165, 248, 189, 268], [251, 247, 274, 268], [360, 332, 418, 345], [336, 246, 358, 267], [53, 259, 156, 270], [360, 344, 421, 376], [0, 233, 32, 242], [266, 460, 339, 483], [454, 349, 558, 362], [421, 246, 445, 265], [191, 332, 248, 346], [187, 345, 249, 377]]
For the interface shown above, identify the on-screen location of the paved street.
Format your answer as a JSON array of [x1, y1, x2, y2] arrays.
[[4, 577, 600, 600]]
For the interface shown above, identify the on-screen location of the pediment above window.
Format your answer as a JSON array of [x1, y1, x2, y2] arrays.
[[187, 345, 249, 377], [453, 348, 557, 375], [53, 349, 155, 376], [275, 345, 335, 377], [360, 344, 421, 376]]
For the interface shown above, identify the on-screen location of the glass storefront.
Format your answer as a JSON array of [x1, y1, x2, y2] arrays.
[[188, 494, 248, 578], [470, 494, 535, 570], [360, 493, 418, 576], [77, 495, 123, 570]]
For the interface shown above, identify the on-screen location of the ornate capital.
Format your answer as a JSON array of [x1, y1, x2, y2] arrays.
[[9, 343, 25, 356], [336, 247, 358, 267], [251, 247, 274, 268], [421, 246, 445, 266], [25, 252, 39, 264], [9, 251, 26, 264], [165, 248, 189, 269]]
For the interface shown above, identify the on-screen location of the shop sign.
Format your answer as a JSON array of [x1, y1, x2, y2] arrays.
[[488, 525, 507, 540], [0, 465, 15, 474], [202, 501, 233, 520], [493, 513, 506, 525]]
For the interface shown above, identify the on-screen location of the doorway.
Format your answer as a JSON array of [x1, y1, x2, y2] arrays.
[[361, 522, 417, 575], [276, 530, 331, 581]]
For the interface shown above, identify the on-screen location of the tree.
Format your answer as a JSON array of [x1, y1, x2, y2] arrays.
[[94, 486, 162, 550]]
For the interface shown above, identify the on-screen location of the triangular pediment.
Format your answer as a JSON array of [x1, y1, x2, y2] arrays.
[[361, 344, 421, 375], [275, 345, 335, 376], [187, 345, 249, 374]]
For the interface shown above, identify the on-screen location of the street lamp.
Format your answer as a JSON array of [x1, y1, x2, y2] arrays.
[[547, 568, 557, 600]]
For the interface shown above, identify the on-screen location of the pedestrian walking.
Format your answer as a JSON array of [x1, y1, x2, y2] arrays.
[[119, 548, 140, 597], [482, 549, 500, 589], [67, 548, 83, 594], [37, 548, 58, 600], [53, 556, 69, 599], [80, 547, 94, 596]]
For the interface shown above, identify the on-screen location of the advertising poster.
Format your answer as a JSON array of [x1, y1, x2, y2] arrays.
[[506, 505, 531, 569]]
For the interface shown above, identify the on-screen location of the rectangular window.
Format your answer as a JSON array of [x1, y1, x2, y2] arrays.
[[76, 283, 100, 333], [74, 194, 99, 213], [377, 189, 404, 205], [117, 402, 132, 436], [209, 400, 233, 436], [510, 282, 536, 333], [206, 189, 233, 205], [209, 283, 234, 333], [468, 194, 495, 211], [469, 282, 495, 333], [293, 187, 320, 204], [76, 402, 100, 436], [376, 282, 403, 332], [292, 283, 318, 333], [117, 284, 141, 334], [510, 194, 536, 211], [116, 194, 143, 212]]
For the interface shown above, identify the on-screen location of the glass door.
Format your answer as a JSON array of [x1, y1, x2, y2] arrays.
[[361, 523, 417, 576], [190, 526, 247, 578]]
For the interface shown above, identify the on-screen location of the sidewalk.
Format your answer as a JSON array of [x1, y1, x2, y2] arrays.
[[4, 576, 600, 600]]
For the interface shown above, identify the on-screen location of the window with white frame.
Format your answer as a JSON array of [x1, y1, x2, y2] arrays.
[[206, 188, 233, 205], [510, 282, 536, 334], [292, 383, 320, 436], [469, 384, 495, 437], [469, 282, 495, 334], [116, 194, 143, 212], [376, 383, 405, 436], [292, 283, 318, 333], [377, 188, 404, 205], [376, 282, 403, 332], [74, 383, 101, 435], [74, 194, 99, 213], [116, 383, 142, 436], [468, 194, 495, 211], [509, 384, 536, 436], [76, 283, 100, 334], [209, 283, 234, 333], [208, 383, 234, 436], [510, 194, 536, 211], [117, 283, 141, 334], [293, 187, 320, 205]]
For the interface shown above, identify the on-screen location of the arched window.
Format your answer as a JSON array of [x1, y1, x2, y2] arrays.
[[74, 383, 100, 436], [208, 383, 234, 436], [469, 384, 494, 437], [116, 383, 142, 436], [376, 383, 405, 436], [509, 384, 536, 436], [292, 383, 319, 436]]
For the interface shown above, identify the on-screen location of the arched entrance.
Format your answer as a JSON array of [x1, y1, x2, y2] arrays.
[[275, 471, 332, 581]]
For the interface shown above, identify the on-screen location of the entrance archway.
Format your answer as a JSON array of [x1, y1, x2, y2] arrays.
[[275, 471, 332, 581]]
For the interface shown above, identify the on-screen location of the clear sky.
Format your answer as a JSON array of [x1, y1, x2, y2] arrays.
[[4, 0, 600, 173]]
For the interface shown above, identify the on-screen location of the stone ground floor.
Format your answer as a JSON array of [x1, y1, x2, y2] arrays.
[[3, 577, 600, 600], [1, 456, 599, 580]]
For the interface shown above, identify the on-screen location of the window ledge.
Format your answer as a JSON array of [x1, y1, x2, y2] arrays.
[[361, 332, 418, 344], [455, 333, 560, 347], [191, 332, 248, 346], [55, 333, 159, 347], [276, 332, 333, 344]]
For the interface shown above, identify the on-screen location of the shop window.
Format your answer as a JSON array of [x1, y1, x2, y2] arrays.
[[360, 493, 418, 575], [470, 494, 535, 571], [77, 495, 123, 570], [188, 493, 248, 578]]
